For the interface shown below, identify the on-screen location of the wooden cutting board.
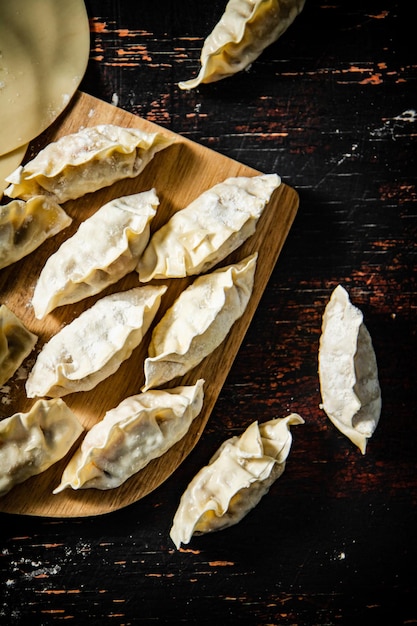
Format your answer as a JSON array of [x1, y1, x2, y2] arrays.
[[0, 91, 299, 517]]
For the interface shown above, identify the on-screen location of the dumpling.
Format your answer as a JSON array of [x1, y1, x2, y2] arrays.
[[318, 284, 382, 454], [26, 285, 167, 398], [0, 398, 84, 497], [179, 0, 306, 89], [0, 305, 38, 387], [170, 413, 304, 548], [143, 253, 257, 391], [4, 124, 175, 203], [137, 174, 279, 281], [53, 379, 205, 492], [32, 189, 159, 319], [0, 195, 71, 270]]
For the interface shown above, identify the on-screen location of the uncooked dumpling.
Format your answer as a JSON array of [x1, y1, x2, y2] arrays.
[[4, 124, 175, 203], [32, 189, 159, 319], [0, 399, 84, 497], [170, 413, 304, 548], [26, 285, 167, 398], [0, 305, 38, 387], [54, 380, 205, 492], [0, 196, 71, 270], [137, 174, 279, 281], [143, 253, 257, 391], [318, 284, 382, 454], [179, 0, 305, 89]]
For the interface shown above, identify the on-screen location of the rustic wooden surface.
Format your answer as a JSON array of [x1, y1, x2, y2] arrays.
[[0, 91, 298, 518], [1, 0, 416, 624]]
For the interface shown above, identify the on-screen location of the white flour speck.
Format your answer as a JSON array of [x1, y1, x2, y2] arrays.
[[24, 564, 62, 580], [371, 109, 417, 140], [394, 109, 417, 122]]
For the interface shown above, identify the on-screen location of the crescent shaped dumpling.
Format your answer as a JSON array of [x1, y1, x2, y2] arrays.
[[0, 195, 71, 270], [179, 0, 305, 89], [26, 285, 167, 399], [32, 189, 159, 319], [0, 305, 38, 387], [137, 174, 279, 281], [4, 124, 175, 203], [318, 285, 382, 454], [0, 399, 84, 497], [143, 253, 258, 391], [53, 379, 205, 493], [170, 413, 304, 548]]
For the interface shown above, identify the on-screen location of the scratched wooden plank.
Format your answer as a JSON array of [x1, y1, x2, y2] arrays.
[[1, 1, 416, 625]]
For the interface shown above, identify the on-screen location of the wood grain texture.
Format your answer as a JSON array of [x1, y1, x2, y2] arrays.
[[1, 1, 416, 625], [0, 91, 298, 517]]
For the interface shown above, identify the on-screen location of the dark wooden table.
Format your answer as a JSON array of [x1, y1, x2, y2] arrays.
[[1, 1, 416, 624]]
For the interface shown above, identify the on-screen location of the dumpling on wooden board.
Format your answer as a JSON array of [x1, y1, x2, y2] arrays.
[[0, 399, 84, 497], [4, 124, 175, 203], [318, 284, 382, 454], [0, 195, 71, 270], [0, 305, 38, 387], [32, 189, 159, 319], [170, 413, 304, 548], [143, 253, 257, 391], [54, 380, 205, 493], [137, 174, 279, 281], [26, 285, 167, 398], [179, 0, 305, 89]]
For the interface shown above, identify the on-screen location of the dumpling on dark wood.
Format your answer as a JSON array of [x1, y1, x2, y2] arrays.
[[170, 413, 304, 548], [179, 0, 305, 89], [318, 284, 382, 454]]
